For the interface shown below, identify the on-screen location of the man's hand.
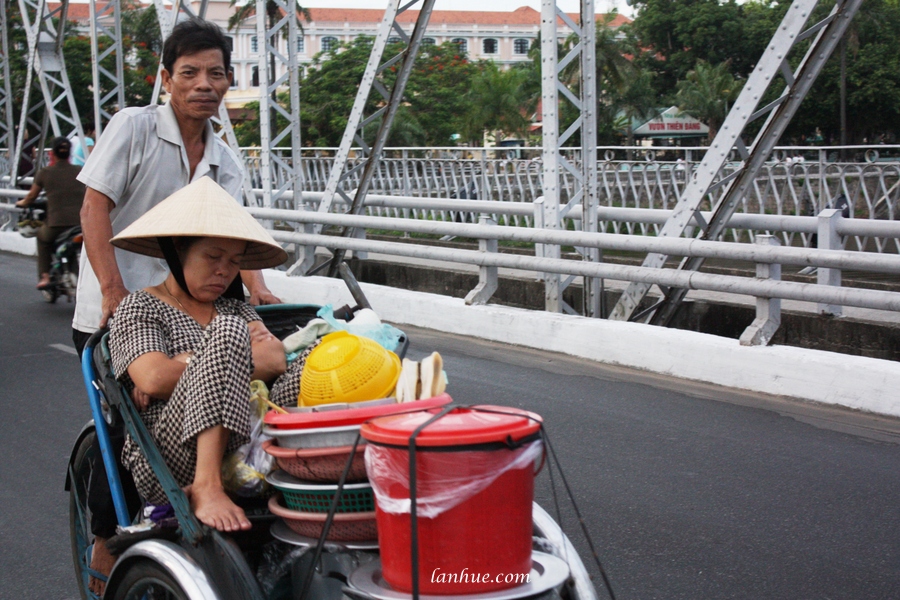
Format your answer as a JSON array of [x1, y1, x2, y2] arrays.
[[241, 269, 281, 306], [248, 289, 281, 306], [100, 284, 130, 328]]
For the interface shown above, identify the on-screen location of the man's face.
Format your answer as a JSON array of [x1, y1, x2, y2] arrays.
[[161, 48, 232, 123]]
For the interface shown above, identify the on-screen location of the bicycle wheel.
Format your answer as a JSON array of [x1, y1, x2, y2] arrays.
[[69, 430, 97, 600], [109, 559, 190, 600]]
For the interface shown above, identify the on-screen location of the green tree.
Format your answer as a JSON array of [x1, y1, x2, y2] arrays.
[[631, 0, 755, 95], [676, 60, 742, 143], [460, 62, 532, 145], [299, 37, 381, 147], [618, 68, 659, 150], [405, 42, 481, 145], [287, 38, 483, 147]]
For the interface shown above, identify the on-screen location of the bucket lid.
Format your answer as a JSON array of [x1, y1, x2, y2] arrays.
[[360, 405, 541, 447], [265, 394, 454, 430]]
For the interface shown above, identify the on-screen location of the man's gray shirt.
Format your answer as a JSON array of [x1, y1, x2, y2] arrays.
[[73, 101, 244, 333]]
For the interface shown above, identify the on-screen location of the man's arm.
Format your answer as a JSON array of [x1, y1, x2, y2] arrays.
[[81, 187, 129, 327], [14, 183, 42, 207], [241, 269, 281, 305]]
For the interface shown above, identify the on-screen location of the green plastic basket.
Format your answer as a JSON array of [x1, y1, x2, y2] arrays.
[[266, 470, 375, 513], [281, 486, 375, 513]]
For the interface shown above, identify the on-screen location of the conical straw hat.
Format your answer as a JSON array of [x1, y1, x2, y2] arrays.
[[111, 176, 287, 270]]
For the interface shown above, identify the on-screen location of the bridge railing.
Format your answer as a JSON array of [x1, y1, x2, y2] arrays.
[[248, 202, 900, 344], [240, 145, 900, 254]]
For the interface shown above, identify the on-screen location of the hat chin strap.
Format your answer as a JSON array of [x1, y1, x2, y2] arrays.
[[157, 236, 245, 303]]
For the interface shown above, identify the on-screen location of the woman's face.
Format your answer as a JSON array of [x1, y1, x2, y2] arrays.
[[181, 237, 246, 302]]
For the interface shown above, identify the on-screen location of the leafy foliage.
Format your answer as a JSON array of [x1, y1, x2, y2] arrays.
[[676, 60, 742, 142]]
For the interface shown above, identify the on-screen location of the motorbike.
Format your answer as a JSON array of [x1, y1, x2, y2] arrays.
[[18, 201, 83, 303]]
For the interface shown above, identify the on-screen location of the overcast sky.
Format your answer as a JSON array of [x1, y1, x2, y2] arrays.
[[300, 0, 637, 18]]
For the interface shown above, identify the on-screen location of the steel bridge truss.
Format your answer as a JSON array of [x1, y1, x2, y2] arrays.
[[539, 0, 600, 317], [89, 0, 126, 138], [290, 0, 438, 277], [253, 0, 303, 213], [9, 0, 85, 185], [609, 0, 864, 324], [296, 0, 602, 300], [0, 0, 15, 173]]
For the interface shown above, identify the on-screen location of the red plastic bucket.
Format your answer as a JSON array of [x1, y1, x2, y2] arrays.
[[361, 405, 542, 595]]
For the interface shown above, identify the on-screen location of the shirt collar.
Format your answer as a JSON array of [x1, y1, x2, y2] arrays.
[[157, 101, 222, 168]]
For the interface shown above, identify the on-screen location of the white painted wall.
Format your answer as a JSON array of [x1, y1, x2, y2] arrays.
[[263, 270, 900, 419]]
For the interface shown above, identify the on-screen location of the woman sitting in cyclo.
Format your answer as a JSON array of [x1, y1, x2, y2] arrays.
[[108, 177, 310, 532]]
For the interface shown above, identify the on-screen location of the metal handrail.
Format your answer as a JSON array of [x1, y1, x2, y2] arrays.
[[249, 206, 900, 273]]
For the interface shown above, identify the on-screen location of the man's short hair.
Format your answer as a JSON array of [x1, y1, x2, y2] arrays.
[[51, 136, 71, 160], [162, 18, 231, 75]]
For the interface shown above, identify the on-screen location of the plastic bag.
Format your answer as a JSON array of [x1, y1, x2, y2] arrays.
[[317, 305, 403, 352], [222, 380, 276, 497], [364, 440, 543, 519]]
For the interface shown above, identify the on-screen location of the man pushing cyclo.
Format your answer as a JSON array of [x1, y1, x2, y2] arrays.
[[72, 18, 282, 594]]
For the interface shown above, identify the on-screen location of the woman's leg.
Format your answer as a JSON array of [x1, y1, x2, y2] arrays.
[[124, 315, 255, 525], [35, 224, 58, 284], [187, 424, 250, 531]]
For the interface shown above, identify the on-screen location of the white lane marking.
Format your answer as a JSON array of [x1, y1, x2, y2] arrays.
[[50, 343, 78, 356]]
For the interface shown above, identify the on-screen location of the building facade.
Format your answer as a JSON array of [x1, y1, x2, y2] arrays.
[[54, 1, 629, 111], [207, 2, 629, 108]]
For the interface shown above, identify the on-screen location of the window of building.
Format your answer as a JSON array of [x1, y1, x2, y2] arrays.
[[224, 36, 234, 52], [451, 38, 467, 53], [482, 38, 498, 55], [422, 37, 436, 46], [251, 66, 259, 87], [321, 36, 338, 52], [250, 35, 258, 53], [513, 38, 529, 55], [296, 35, 305, 53], [387, 36, 403, 44]]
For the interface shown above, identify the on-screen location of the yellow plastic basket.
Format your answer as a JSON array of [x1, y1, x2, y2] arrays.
[[299, 331, 401, 407]]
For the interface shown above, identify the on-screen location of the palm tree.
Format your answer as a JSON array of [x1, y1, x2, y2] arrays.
[[675, 60, 743, 144], [592, 22, 632, 96], [616, 67, 658, 154], [461, 63, 532, 146]]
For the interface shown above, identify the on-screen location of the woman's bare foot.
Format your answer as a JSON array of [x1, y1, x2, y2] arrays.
[[88, 536, 115, 595], [186, 483, 251, 532]]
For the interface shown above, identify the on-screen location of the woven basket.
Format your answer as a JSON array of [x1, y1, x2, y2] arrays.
[[268, 495, 378, 542], [266, 470, 374, 513], [262, 439, 367, 483]]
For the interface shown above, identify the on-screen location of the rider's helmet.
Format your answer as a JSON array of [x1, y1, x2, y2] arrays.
[[17, 218, 43, 238]]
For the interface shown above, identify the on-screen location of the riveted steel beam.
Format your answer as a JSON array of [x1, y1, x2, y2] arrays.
[[610, 0, 863, 324], [89, 0, 125, 137]]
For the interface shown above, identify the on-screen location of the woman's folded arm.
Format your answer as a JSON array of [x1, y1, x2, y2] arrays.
[[127, 351, 191, 400]]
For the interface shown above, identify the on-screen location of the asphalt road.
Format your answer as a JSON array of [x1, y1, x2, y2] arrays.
[[1, 250, 899, 600]]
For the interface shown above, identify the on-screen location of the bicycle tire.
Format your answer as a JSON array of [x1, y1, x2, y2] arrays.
[[69, 430, 97, 600], [108, 559, 190, 600]]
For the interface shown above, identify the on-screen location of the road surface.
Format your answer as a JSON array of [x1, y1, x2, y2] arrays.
[[1, 250, 898, 599]]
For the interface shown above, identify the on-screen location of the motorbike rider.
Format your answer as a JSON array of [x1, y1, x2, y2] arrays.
[[16, 136, 86, 289]]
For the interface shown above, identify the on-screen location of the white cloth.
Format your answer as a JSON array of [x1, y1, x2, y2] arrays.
[[73, 102, 245, 333]]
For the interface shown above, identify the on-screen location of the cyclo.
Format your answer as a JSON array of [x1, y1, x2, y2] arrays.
[[67, 265, 604, 600]]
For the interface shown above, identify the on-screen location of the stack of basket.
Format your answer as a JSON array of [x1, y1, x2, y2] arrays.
[[263, 331, 449, 542]]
